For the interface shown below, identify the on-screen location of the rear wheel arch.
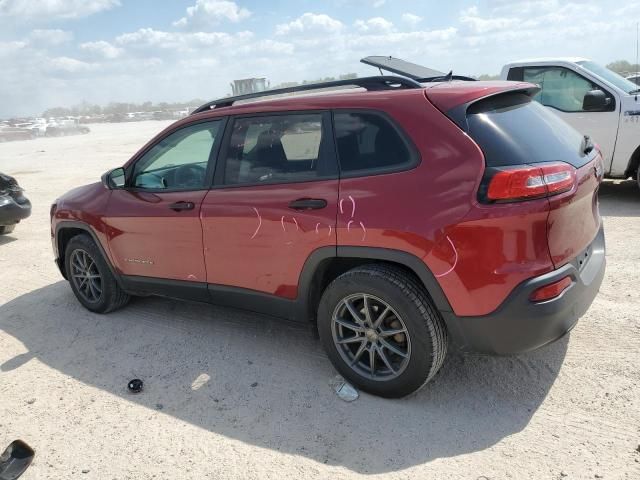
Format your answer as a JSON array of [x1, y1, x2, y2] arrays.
[[298, 246, 453, 325]]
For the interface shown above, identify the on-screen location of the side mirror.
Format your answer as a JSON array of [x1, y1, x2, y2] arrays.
[[101, 168, 126, 190], [0, 440, 35, 480], [583, 90, 608, 111]]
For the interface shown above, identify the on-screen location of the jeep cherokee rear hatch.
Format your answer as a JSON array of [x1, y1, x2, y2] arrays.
[[426, 85, 603, 270]]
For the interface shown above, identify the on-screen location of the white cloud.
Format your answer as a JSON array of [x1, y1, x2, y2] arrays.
[[47, 56, 96, 73], [276, 13, 344, 35], [401, 13, 422, 27], [354, 17, 394, 33], [173, 0, 251, 28], [115, 28, 254, 52], [29, 29, 73, 45], [80, 40, 122, 59], [0, 0, 120, 19]]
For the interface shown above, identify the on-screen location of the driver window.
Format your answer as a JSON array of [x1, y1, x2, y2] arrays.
[[523, 67, 599, 112], [133, 120, 221, 190]]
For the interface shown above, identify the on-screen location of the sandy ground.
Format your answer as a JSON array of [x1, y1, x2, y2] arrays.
[[0, 121, 639, 480]]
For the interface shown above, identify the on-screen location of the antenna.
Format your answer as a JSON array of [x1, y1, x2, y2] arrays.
[[634, 22, 640, 102]]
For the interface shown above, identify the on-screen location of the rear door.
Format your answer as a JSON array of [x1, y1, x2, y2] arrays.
[[105, 119, 225, 283], [201, 111, 339, 299]]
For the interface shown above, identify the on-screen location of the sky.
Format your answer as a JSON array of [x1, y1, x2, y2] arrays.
[[1, 0, 639, 117]]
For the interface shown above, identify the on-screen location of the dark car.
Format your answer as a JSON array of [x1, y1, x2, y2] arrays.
[[50, 75, 605, 398], [0, 173, 31, 235]]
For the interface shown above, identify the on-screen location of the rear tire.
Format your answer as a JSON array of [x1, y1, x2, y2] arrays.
[[0, 224, 16, 235], [317, 264, 447, 398], [64, 234, 130, 313]]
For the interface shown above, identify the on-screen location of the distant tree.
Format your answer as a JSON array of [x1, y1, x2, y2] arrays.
[[606, 60, 640, 76], [477, 74, 500, 81]]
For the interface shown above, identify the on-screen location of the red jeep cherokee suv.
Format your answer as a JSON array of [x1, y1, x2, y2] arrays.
[[51, 75, 605, 398]]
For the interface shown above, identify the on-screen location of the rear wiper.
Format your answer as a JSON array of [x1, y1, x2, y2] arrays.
[[582, 135, 595, 155]]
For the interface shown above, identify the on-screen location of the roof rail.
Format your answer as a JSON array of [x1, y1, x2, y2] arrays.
[[191, 75, 422, 115]]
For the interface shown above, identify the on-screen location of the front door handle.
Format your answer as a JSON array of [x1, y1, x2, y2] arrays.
[[288, 198, 327, 210], [169, 201, 195, 211]]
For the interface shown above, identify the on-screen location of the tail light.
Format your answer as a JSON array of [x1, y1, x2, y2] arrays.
[[482, 162, 576, 203], [530, 276, 572, 302]]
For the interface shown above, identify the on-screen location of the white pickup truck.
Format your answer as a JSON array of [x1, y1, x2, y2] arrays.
[[501, 58, 640, 188]]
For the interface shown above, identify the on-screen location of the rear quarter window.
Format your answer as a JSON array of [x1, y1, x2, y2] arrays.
[[333, 111, 418, 175]]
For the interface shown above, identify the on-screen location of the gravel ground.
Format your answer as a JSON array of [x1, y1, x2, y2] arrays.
[[0, 121, 639, 480]]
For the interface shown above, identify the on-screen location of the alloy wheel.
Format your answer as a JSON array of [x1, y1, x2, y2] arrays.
[[70, 249, 103, 303], [331, 293, 411, 381]]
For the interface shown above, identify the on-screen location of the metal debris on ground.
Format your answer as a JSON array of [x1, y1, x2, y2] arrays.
[[330, 375, 359, 402]]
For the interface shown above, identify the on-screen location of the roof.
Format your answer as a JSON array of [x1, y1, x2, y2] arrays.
[[505, 57, 590, 67]]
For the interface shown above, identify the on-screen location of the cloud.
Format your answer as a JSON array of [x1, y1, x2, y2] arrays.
[[46, 56, 97, 73], [401, 13, 422, 27], [29, 29, 73, 45], [173, 0, 251, 28], [354, 17, 394, 33], [0, 0, 120, 19], [276, 13, 344, 35], [80, 40, 122, 59]]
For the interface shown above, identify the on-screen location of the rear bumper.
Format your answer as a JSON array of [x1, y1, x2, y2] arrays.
[[443, 225, 605, 355], [0, 195, 31, 226]]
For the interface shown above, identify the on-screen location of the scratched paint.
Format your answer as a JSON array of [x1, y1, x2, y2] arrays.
[[292, 217, 299, 231], [348, 195, 356, 218], [359, 221, 366, 241], [347, 220, 354, 231], [280, 215, 286, 232], [315, 222, 320, 234], [250, 207, 262, 239], [434, 235, 459, 278]]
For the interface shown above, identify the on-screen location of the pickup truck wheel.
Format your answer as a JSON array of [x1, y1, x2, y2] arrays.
[[64, 234, 130, 313], [317, 264, 447, 398], [0, 224, 16, 235]]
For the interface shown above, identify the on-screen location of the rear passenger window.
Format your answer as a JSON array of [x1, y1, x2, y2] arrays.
[[334, 112, 414, 174], [223, 113, 335, 185]]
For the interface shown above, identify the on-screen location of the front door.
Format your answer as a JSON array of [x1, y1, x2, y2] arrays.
[[201, 111, 339, 299], [105, 119, 225, 283]]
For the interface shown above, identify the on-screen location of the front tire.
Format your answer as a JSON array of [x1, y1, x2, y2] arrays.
[[0, 224, 16, 235], [64, 234, 130, 313], [317, 264, 447, 398]]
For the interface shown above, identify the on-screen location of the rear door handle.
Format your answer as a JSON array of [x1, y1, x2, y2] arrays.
[[169, 201, 195, 211], [288, 198, 327, 210]]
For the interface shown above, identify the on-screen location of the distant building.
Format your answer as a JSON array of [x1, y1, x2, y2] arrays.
[[230, 78, 268, 96]]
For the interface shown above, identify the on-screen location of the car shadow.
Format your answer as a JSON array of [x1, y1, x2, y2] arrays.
[[0, 234, 17, 246], [599, 179, 640, 217], [0, 282, 568, 474]]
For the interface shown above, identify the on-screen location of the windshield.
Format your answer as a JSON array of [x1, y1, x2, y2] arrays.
[[577, 60, 639, 93]]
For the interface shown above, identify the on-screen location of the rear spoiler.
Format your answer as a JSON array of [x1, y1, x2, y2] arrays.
[[428, 84, 541, 131], [360, 56, 476, 82]]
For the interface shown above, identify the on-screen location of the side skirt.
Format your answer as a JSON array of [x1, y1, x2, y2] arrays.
[[119, 275, 298, 320]]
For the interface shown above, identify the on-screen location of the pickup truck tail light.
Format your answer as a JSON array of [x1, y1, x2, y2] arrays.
[[482, 162, 577, 203]]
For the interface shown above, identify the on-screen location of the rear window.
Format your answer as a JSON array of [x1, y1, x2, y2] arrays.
[[466, 93, 591, 168]]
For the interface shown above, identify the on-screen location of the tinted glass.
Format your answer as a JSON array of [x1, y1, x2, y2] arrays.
[[133, 121, 221, 190], [523, 67, 598, 112], [577, 60, 639, 93], [467, 93, 590, 168], [224, 113, 332, 185], [334, 112, 412, 173]]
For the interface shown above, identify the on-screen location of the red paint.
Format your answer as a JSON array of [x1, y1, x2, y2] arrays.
[[51, 80, 602, 318], [200, 181, 338, 298]]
